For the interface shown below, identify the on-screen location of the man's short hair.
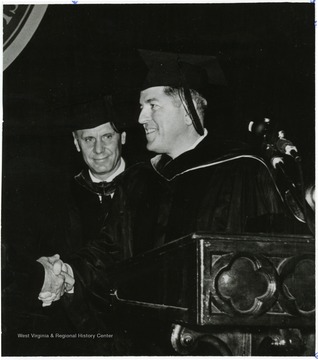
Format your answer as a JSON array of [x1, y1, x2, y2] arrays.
[[163, 86, 208, 123]]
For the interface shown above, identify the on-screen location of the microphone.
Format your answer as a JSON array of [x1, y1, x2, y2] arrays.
[[276, 130, 301, 162], [248, 117, 271, 137]]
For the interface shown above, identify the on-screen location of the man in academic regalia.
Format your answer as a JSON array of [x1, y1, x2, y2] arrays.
[[36, 50, 309, 355], [65, 96, 128, 253], [2, 95, 130, 356], [51, 96, 130, 352]]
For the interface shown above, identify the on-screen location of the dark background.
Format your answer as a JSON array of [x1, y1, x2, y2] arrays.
[[3, 3, 315, 250], [2, 3, 315, 355]]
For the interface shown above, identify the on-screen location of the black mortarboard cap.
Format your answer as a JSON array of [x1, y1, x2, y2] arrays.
[[70, 95, 120, 132], [138, 49, 226, 92]]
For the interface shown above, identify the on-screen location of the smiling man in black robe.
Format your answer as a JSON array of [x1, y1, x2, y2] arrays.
[[67, 96, 127, 251], [36, 50, 307, 355]]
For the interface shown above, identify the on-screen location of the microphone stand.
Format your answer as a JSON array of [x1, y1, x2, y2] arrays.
[[249, 122, 314, 235], [271, 157, 314, 235]]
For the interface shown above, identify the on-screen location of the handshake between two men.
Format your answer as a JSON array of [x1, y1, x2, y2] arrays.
[[37, 254, 75, 307]]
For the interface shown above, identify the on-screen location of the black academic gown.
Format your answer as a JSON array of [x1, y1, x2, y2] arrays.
[[113, 135, 302, 256], [66, 169, 117, 251], [66, 135, 306, 354]]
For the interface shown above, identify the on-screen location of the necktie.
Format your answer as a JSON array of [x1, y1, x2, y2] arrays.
[[93, 180, 117, 197]]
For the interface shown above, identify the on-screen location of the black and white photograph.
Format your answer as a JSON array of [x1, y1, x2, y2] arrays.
[[2, 1, 315, 356]]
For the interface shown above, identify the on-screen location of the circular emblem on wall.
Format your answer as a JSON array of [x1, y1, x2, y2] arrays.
[[3, 4, 48, 70]]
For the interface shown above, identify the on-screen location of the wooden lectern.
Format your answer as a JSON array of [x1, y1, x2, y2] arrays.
[[111, 233, 315, 355]]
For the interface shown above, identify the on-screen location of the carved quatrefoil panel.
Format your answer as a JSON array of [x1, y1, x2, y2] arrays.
[[278, 255, 315, 316], [210, 253, 278, 316]]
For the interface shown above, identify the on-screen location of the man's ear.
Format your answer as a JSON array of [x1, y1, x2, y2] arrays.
[[121, 131, 127, 145], [72, 132, 81, 152], [184, 111, 193, 126]]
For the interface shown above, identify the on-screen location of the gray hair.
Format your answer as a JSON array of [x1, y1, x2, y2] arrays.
[[163, 86, 208, 122]]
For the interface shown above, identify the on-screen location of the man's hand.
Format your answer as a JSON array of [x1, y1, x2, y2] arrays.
[[37, 254, 75, 307]]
